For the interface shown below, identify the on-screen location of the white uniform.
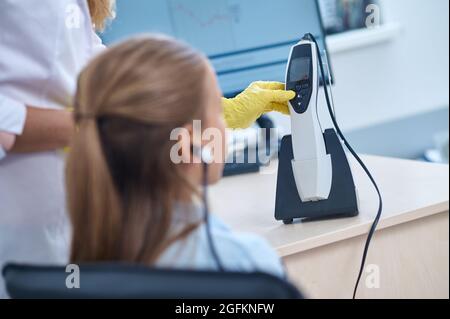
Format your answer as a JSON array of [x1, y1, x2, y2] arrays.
[[0, 0, 105, 298]]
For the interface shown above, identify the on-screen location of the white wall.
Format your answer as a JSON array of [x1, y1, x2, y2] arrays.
[[272, 0, 449, 134]]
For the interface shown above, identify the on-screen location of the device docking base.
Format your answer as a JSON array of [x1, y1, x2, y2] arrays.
[[275, 129, 359, 224]]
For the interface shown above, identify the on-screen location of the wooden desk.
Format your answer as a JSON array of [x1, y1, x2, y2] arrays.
[[210, 156, 449, 299]]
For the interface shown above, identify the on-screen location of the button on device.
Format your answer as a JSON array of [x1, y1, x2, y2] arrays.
[[300, 90, 309, 98]]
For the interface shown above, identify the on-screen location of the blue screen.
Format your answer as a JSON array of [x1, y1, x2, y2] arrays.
[[102, 0, 330, 96]]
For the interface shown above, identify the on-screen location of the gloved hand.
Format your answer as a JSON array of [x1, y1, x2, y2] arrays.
[[223, 81, 295, 129]]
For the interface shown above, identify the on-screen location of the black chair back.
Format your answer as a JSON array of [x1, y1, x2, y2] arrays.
[[3, 263, 303, 299]]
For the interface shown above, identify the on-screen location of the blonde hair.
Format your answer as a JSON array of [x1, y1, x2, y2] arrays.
[[87, 0, 115, 31], [67, 35, 208, 264]]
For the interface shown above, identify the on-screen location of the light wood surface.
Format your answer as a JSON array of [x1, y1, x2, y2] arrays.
[[210, 156, 449, 256], [210, 155, 449, 298]]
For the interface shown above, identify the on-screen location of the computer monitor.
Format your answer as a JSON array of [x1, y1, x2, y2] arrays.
[[102, 0, 332, 97]]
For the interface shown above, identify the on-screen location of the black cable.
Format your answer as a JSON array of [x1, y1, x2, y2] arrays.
[[202, 162, 225, 272], [306, 33, 383, 299]]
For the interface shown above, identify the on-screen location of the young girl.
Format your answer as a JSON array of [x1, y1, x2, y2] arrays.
[[67, 35, 285, 277]]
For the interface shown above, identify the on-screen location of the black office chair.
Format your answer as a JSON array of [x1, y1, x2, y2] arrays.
[[3, 263, 303, 299]]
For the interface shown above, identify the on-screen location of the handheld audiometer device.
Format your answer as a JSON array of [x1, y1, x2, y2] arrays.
[[286, 37, 332, 202]]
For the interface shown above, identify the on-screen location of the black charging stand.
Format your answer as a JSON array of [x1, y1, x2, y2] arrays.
[[275, 129, 359, 224]]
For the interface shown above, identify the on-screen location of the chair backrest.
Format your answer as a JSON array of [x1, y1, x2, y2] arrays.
[[3, 263, 303, 299]]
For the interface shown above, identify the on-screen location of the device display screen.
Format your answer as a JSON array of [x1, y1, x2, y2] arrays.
[[289, 57, 311, 82]]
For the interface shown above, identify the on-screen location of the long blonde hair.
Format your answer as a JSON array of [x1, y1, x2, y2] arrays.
[[87, 0, 115, 31], [67, 35, 208, 264]]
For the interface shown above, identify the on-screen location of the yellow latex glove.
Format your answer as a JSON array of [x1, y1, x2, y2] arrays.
[[223, 81, 296, 129]]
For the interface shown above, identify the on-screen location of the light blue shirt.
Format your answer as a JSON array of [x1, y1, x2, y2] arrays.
[[156, 204, 285, 278]]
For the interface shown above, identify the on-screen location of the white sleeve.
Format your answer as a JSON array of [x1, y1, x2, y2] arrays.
[[0, 94, 27, 135], [91, 31, 107, 57]]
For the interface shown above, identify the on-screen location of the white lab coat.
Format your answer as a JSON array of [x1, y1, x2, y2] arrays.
[[0, 0, 105, 298]]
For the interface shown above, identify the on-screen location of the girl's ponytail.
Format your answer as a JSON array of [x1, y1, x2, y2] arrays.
[[67, 117, 121, 262]]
